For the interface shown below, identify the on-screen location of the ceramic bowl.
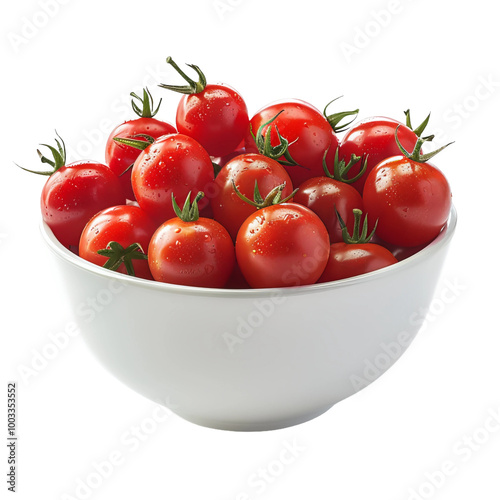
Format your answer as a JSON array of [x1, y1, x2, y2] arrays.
[[40, 206, 457, 431]]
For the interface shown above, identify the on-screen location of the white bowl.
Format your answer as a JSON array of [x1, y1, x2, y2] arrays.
[[40, 206, 457, 431]]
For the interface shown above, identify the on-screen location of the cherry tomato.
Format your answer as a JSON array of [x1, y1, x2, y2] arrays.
[[363, 131, 452, 247], [148, 193, 235, 288], [318, 242, 398, 282], [211, 154, 294, 240], [318, 207, 397, 282], [40, 160, 126, 248], [159, 57, 249, 157], [245, 99, 337, 187], [236, 203, 330, 288], [19, 134, 126, 248], [338, 115, 420, 193], [105, 88, 176, 201], [79, 205, 158, 280], [131, 133, 214, 224]]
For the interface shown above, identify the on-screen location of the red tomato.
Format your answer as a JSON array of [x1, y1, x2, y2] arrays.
[[159, 57, 249, 157], [294, 177, 364, 244], [236, 203, 330, 288], [148, 193, 235, 288], [19, 134, 126, 247], [40, 160, 126, 248], [105, 88, 176, 201], [131, 133, 214, 224], [338, 116, 419, 193], [245, 99, 337, 187], [79, 205, 158, 280], [363, 131, 452, 247], [211, 154, 294, 240], [318, 242, 398, 282]]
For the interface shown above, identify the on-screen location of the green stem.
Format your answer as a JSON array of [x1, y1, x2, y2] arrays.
[[172, 191, 204, 222], [158, 57, 207, 95], [97, 242, 148, 277]]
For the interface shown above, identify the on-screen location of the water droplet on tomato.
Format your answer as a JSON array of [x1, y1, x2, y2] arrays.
[[205, 264, 214, 274]]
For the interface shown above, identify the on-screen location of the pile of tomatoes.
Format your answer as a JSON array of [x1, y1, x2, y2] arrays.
[[22, 57, 453, 289]]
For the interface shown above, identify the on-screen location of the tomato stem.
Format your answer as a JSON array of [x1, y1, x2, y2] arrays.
[[158, 56, 207, 95], [231, 180, 297, 209], [130, 87, 162, 118], [97, 241, 148, 277], [336, 208, 377, 244], [172, 191, 204, 222], [249, 110, 301, 167], [323, 146, 367, 184], [16, 131, 67, 176], [323, 96, 359, 133], [113, 134, 155, 151], [395, 125, 453, 163]]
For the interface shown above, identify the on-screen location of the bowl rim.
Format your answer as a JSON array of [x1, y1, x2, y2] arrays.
[[40, 205, 457, 298]]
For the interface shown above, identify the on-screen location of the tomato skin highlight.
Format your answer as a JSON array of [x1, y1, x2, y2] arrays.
[[294, 177, 365, 243], [245, 99, 337, 188], [41, 161, 126, 248], [318, 242, 398, 282], [105, 118, 176, 201], [79, 205, 158, 280], [338, 117, 419, 193], [148, 217, 235, 288], [211, 153, 294, 241], [363, 156, 452, 247], [131, 133, 215, 225], [175, 84, 249, 157], [236, 203, 330, 288]]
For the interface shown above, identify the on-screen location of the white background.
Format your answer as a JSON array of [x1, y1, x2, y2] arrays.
[[2, 0, 499, 499]]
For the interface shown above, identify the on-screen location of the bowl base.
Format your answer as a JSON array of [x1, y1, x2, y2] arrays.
[[172, 404, 334, 432]]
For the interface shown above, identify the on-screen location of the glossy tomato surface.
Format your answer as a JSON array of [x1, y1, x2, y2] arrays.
[[363, 156, 452, 247], [318, 242, 398, 282], [236, 203, 330, 288], [245, 99, 337, 188], [176, 84, 249, 157], [148, 217, 235, 288], [294, 177, 364, 243], [211, 154, 294, 240], [338, 117, 419, 193], [41, 161, 126, 248], [79, 205, 158, 280], [131, 134, 214, 224], [105, 118, 176, 200]]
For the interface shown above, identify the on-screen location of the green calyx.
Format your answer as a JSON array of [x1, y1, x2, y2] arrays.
[[113, 133, 155, 151], [403, 109, 434, 140], [97, 241, 148, 277], [323, 96, 359, 133], [231, 179, 297, 209], [131, 87, 162, 118], [336, 207, 377, 244], [16, 131, 67, 176], [249, 110, 300, 167], [395, 125, 454, 163], [323, 146, 368, 184], [158, 56, 207, 95], [172, 191, 204, 222]]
